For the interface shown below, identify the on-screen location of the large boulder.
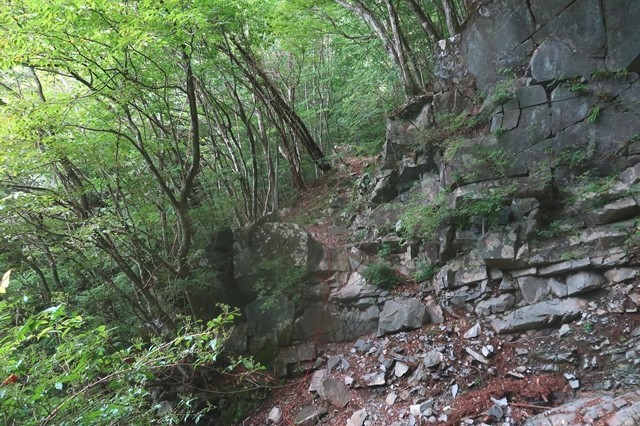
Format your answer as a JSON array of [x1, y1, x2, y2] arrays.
[[292, 302, 380, 344], [477, 226, 519, 268], [378, 298, 426, 336], [565, 271, 605, 295], [234, 215, 325, 297], [245, 296, 296, 350], [460, 0, 535, 91]]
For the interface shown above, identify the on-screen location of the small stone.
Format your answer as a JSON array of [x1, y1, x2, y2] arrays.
[[515, 348, 529, 355], [347, 408, 368, 426], [466, 347, 490, 364], [422, 350, 444, 368], [491, 397, 508, 406], [452, 383, 459, 397], [327, 355, 342, 373], [294, 405, 326, 426], [564, 373, 580, 390], [318, 377, 350, 408], [380, 357, 394, 372], [386, 393, 398, 406], [308, 369, 327, 393], [481, 345, 495, 357], [395, 362, 410, 378], [363, 372, 386, 386], [354, 339, 372, 353], [506, 370, 525, 379], [410, 400, 433, 417], [613, 398, 629, 409], [267, 407, 282, 424], [559, 324, 571, 337], [464, 323, 481, 339], [344, 376, 354, 387], [410, 404, 422, 417], [487, 404, 504, 419]]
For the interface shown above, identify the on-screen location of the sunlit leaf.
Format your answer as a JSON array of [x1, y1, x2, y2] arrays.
[[0, 270, 11, 294]]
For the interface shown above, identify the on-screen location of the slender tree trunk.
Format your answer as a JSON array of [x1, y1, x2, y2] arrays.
[[334, 0, 421, 95], [27, 262, 52, 301], [222, 38, 331, 173], [441, 0, 461, 35], [256, 103, 278, 213], [405, 0, 443, 42]]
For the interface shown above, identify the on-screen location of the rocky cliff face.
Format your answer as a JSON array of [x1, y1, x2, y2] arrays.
[[225, 1, 640, 424]]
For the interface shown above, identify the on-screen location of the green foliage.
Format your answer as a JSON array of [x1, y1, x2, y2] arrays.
[[0, 300, 258, 425], [591, 68, 630, 81], [587, 104, 601, 124], [417, 111, 484, 156], [451, 185, 515, 228], [536, 220, 564, 240], [442, 136, 470, 162], [568, 172, 618, 207], [361, 262, 402, 290], [569, 80, 588, 93], [493, 126, 506, 136], [488, 74, 517, 106], [478, 148, 509, 175], [377, 243, 393, 258], [412, 260, 437, 283], [553, 142, 595, 169], [401, 182, 515, 242], [400, 191, 451, 242], [254, 257, 308, 311]]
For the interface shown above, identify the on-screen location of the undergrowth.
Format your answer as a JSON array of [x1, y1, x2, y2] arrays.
[[361, 262, 402, 290]]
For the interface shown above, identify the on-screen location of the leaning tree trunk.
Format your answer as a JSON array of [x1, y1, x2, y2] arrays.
[[225, 38, 332, 173]]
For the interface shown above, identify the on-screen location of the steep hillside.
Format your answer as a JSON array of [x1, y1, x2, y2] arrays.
[[230, 1, 640, 425]]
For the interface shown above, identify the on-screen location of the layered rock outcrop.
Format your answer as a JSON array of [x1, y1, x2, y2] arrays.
[[218, 1, 640, 404]]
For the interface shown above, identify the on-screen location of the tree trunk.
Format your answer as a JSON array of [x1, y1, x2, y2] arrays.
[[441, 0, 461, 35], [405, 0, 443, 42], [334, 0, 421, 95], [224, 38, 331, 173]]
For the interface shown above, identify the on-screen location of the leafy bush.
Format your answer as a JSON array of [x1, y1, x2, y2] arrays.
[[413, 261, 437, 283], [400, 192, 451, 242], [451, 185, 515, 228], [361, 262, 402, 290], [377, 243, 393, 258], [400, 185, 515, 242], [0, 299, 261, 426]]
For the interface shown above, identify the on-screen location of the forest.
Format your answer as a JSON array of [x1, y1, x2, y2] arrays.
[[0, 0, 472, 424]]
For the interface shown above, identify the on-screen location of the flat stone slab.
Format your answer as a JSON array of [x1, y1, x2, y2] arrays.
[[585, 197, 638, 226], [566, 271, 605, 296], [475, 294, 516, 315], [294, 404, 327, 426], [491, 298, 586, 334], [331, 272, 382, 302], [538, 258, 591, 276]]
